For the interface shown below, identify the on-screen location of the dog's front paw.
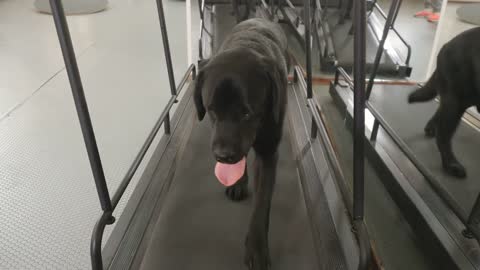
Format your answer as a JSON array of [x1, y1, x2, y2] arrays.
[[225, 179, 248, 201], [444, 161, 467, 178], [244, 235, 271, 270]]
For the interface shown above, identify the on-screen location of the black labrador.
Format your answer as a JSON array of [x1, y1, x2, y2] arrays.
[[194, 18, 288, 269], [408, 27, 480, 178]]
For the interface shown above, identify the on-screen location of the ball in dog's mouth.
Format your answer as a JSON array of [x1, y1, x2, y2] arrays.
[[214, 157, 246, 186]]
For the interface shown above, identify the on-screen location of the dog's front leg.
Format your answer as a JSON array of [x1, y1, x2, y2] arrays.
[[244, 152, 277, 270]]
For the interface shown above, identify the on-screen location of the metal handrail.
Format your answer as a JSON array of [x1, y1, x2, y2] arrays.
[[90, 65, 195, 270], [111, 65, 195, 209], [304, 0, 313, 99], [156, 0, 176, 134], [301, 0, 370, 261], [308, 97, 371, 270], [371, 1, 411, 66], [49, 0, 112, 215], [48, 1, 197, 269], [335, 67, 353, 88], [352, 0, 366, 225], [314, 0, 335, 60], [365, 0, 400, 99], [198, 0, 212, 60]]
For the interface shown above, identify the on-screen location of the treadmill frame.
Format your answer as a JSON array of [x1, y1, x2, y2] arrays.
[[278, 0, 412, 77], [327, 0, 480, 263], [49, 0, 372, 268], [200, 0, 374, 268], [361, 0, 480, 248], [49, 0, 196, 269], [297, 0, 372, 266], [200, 0, 373, 266]]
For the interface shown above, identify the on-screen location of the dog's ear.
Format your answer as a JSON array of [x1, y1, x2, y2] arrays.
[[261, 57, 287, 123], [194, 69, 206, 121]]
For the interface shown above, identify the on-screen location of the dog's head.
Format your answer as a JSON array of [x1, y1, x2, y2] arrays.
[[194, 49, 286, 163]]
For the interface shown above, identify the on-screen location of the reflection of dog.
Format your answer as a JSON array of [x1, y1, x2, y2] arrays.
[[408, 27, 480, 178], [232, 0, 256, 22], [194, 18, 288, 270]]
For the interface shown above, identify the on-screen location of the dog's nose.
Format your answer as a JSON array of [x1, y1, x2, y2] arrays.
[[214, 149, 236, 164]]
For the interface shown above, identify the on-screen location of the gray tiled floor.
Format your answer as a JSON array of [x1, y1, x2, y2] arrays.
[[429, 1, 477, 72], [377, 0, 439, 81], [0, 0, 198, 268]]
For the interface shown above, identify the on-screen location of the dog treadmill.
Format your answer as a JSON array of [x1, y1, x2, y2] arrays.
[[330, 56, 480, 269], [48, 0, 372, 269]]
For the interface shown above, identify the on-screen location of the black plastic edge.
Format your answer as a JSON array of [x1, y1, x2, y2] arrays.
[[288, 79, 359, 270]]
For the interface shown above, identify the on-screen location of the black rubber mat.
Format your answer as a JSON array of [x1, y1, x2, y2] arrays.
[[368, 85, 480, 215], [138, 115, 319, 270]]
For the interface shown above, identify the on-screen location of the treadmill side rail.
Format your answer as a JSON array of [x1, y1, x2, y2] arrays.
[[48, 0, 197, 269]]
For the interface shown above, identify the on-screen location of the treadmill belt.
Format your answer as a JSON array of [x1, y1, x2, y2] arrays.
[[138, 115, 319, 270], [368, 85, 480, 215]]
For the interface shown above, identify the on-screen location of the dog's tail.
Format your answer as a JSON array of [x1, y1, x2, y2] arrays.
[[408, 70, 438, 103]]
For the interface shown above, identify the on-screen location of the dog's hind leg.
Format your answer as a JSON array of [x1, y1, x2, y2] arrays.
[[425, 108, 440, 138], [244, 153, 277, 270], [225, 165, 249, 201], [435, 98, 467, 178]]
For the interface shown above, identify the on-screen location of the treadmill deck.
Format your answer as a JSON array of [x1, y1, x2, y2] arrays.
[[138, 112, 319, 270]]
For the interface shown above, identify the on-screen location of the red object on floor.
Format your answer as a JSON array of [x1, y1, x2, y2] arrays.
[[428, 13, 440, 22], [414, 9, 432, 17]]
